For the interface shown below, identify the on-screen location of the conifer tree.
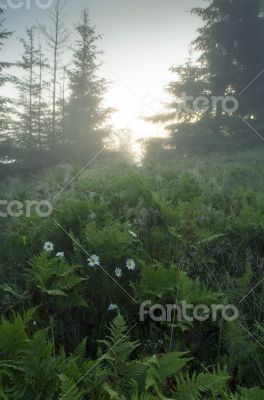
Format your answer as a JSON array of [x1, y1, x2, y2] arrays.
[[148, 0, 264, 153], [0, 8, 13, 167], [192, 0, 264, 138], [40, 0, 69, 149], [16, 27, 40, 153], [65, 9, 111, 160]]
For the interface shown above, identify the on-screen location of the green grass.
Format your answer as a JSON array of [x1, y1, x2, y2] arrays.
[[0, 150, 264, 398]]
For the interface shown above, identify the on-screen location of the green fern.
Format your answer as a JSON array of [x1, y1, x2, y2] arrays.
[[232, 387, 264, 399], [27, 253, 87, 309], [175, 368, 229, 399], [99, 313, 139, 367], [59, 374, 83, 400], [145, 352, 191, 391]]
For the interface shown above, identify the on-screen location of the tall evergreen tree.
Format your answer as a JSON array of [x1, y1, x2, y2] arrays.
[[35, 43, 51, 152], [65, 9, 111, 160], [40, 0, 69, 149], [192, 0, 264, 136], [0, 8, 13, 167], [148, 0, 264, 154], [16, 27, 41, 153]]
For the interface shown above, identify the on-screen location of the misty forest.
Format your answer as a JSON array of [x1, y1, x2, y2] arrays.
[[1, 0, 264, 398]]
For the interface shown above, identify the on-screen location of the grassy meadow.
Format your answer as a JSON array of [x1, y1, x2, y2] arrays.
[[0, 151, 264, 398]]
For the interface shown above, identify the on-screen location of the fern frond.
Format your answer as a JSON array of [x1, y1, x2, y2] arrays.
[[59, 374, 83, 400]]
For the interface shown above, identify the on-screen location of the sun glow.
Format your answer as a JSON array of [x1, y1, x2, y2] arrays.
[[105, 77, 168, 158]]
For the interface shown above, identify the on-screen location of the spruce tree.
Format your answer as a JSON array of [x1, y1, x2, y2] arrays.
[[16, 27, 41, 154], [65, 9, 111, 160], [192, 0, 264, 140], [148, 0, 264, 154], [40, 0, 69, 149], [36, 44, 50, 150], [0, 8, 13, 168]]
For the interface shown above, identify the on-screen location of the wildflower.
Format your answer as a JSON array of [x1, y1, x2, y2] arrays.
[[87, 254, 100, 267], [43, 241, 54, 252], [128, 230, 137, 238], [115, 268, 122, 278], [108, 303, 118, 311], [126, 259, 136, 271], [56, 252, 64, 258]]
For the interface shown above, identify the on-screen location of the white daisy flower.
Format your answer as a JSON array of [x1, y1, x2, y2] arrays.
[[56, 252, 64, 258], [108, 303, 118, 311], [43, 241, 54, 252], [128, 230, 137, 238], [126, 259, 136, 271], [87, 254, 100, 267], [115, 268, 122, 278]]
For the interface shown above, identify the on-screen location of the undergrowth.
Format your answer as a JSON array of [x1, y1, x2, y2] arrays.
[[0, 152, 264, 398]]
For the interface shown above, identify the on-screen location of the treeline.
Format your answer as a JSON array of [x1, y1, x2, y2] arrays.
[[2, 0, 264, 174], [0, 1, 112, 176], [145, 0, 264, 157]]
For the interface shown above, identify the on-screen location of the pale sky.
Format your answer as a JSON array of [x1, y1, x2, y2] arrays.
[[1, 0, 204, 142]]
